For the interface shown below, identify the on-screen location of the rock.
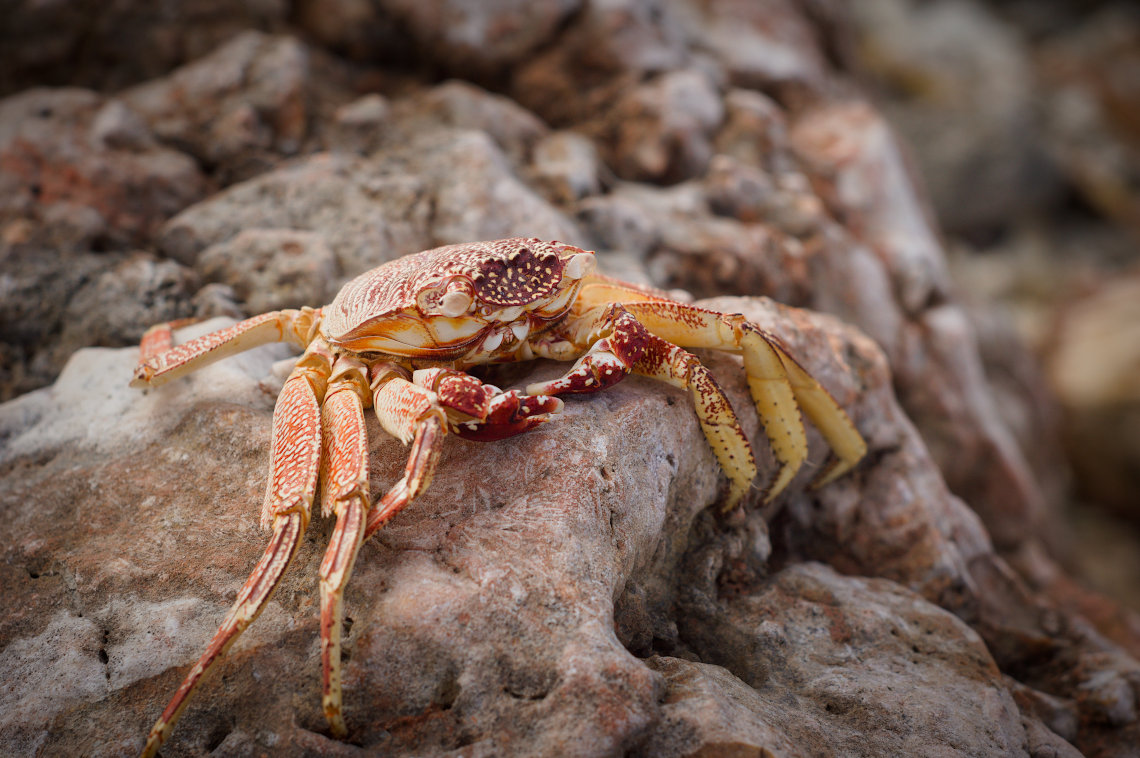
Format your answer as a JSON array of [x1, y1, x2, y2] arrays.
[[327, 94, 392, 155], [641, 564, 1027, 757], [606, 69, 724, 184], [158, 152, 434, 273], [1047, 271, 1140, 518], [681, 0, 832, 94], [196, 229, 341, 314], [160, 132, 582, 275], [848, 0, 1060, 236], [121, 32, 311, 183], [372, 0, 582, 77], [0, 248, 201, 402], [0, 294, 1124, 757], [576, 191, 661, 258], [0, 88, 207, 248], [1036, 6, 1140, 239], [529, 131, 603, 206], [511, 0, 690, 127], [424, 130, 583, 247], [0, 0, 289, 96], [396, 80, 549, 167]]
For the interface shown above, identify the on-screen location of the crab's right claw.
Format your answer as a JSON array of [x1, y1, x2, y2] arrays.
[[454, 390, 563, 441]]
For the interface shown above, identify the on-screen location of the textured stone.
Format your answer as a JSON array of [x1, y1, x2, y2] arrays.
[[0, 0, 288, 96], [160, 132, 582, 276], [0, 294, 1116, 758], [530, 131, 603, 205], [1047, 268, 1140, 518], [0, 88, 207, 247], [196, 229, 341, 314], [607, 69, 724, 183], [848, 0, 1060, 235], [372, 0, 581, 76], [122, 32, 311, 183]]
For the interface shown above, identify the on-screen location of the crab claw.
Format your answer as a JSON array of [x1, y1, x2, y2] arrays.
[[453, 390, 563, 441]]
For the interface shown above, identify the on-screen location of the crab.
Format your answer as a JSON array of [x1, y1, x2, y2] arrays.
[[130, 237, 865, 756]]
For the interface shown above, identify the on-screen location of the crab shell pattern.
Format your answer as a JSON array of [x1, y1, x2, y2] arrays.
[[130, 237, 866, 757]]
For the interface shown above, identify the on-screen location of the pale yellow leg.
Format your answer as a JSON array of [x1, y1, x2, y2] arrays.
[[606, 296, 865, 498], [633, 336, 758, 509]]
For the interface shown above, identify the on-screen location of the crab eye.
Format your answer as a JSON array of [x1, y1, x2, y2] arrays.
[[440, 288, 473, 317], [563, 253, 594, 280]]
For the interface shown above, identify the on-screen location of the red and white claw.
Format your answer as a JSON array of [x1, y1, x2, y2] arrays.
[[453, 390, 562, 441]]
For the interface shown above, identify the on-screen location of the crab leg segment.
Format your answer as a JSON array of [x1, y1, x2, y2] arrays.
[[364, 367, 563, 540], [634, 336, 759, 510], [131, 308, 321, 388], [141, 341, 329, 758], [526, 305, 649, 396], [621, 299, 866, 495], [318, 355, 372, 737], [529, 305, 757, 508]]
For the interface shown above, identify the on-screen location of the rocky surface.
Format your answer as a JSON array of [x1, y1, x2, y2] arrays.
[[0, 303, 1106, 758], [2, 1, 1139, 757]]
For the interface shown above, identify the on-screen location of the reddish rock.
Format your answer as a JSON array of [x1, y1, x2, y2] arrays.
[[121, 32, 312, 184], [0, 88, 207, 248]]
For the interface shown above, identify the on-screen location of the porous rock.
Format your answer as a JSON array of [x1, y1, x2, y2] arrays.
[[196, 228, 341, 314], [160, 130, 582, 276], [0, 88, 207, 247], [121, 32, 311, 183]]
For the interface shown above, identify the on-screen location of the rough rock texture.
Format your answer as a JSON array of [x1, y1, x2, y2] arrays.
[[0, 0, 289, 96], [120, 31, 312, 184], [0, 88, 207, 247], [2, 1, 1139, 757]]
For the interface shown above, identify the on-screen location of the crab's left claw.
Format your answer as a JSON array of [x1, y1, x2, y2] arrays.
[[454, 389, 563, 441]]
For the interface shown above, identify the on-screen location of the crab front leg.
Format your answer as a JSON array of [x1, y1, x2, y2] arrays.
[[313, 365, 561, 734], [132, 308, 321, 387], [141, 339, 331, 758], [528, 305, 759, 509]]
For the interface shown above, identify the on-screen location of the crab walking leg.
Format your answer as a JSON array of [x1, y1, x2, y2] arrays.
[[619, 300, 866, 494], [525, 305, 650, 396], [364, 371, 449, 540], [317, 357, 372, 737], [137, 317, 203, 361], [527, 306, 757, 508], [131, 307, 321, 388], [363, 368, 564, 539], [141, 344, 329, 758], [366, 416, 445, 539], [633, 335, 758, 510]]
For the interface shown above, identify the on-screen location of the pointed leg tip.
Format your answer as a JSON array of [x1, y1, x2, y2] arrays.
[[140, 723, 167, 758], [324, 708, 348, 738]]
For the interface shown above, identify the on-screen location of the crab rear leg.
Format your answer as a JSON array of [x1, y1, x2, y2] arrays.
[[528, 306, 758, 509], [317, 356, 372, 737], [141, 341, 330, 758], [132, 308, 321, 388], [621, 299, 866, 494]]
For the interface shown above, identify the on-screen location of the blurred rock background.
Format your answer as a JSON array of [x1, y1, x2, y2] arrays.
[[847, 0, 1140, 611], [1, 0, 1139, 756]]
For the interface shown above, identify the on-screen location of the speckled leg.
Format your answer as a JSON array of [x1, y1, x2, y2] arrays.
[[141, 341, 330, 758], [363, 367, 561, 539], [528, 305, 758, 509], [131, 308, 320, 388], [317, 356, 371, 737], [619, 298, 865, 496]]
